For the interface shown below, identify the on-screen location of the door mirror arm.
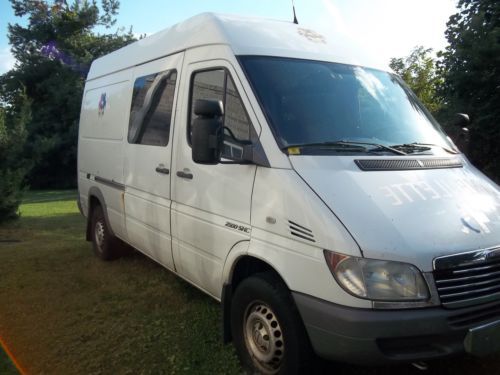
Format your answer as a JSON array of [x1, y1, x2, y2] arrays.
[[192, 99, 270, 167], [219, 143, 255, 165], [223, 126, 252, 146], [219, 144, 270, 167], [220, 126, 255, 165]]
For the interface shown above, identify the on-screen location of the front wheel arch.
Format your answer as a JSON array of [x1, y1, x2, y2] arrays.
[[222, 256, 295, 344]]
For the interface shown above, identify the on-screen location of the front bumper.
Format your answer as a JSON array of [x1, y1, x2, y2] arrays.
[[293, 292, 500, 365]]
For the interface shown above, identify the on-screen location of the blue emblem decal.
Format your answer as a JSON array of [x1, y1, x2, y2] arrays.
[[98, 93, 107, 116]]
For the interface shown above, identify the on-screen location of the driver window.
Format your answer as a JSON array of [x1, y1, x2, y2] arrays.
[[190, 69, 252, 159]]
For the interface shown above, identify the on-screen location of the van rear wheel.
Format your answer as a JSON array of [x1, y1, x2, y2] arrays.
[[90, 205, 121, 261], [230, 272, 313, 374]]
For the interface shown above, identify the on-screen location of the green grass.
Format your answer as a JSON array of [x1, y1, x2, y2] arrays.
[[0, 190, 240, 374], [0, 190, 499, 374]]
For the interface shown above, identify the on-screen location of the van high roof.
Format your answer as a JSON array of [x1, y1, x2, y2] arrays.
[[87, 12, 387, 80]]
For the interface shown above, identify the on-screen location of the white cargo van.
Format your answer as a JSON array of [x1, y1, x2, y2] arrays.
[[77, 13, 500, 373]]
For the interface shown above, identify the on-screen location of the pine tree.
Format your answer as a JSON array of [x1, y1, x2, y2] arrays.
[[1, 0, 136, 188]]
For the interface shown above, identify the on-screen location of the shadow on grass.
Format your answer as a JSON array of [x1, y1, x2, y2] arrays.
[[315, 355, 494, 375]]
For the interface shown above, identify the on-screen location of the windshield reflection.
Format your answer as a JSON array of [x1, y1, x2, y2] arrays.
[[240, 56, 454, 154]]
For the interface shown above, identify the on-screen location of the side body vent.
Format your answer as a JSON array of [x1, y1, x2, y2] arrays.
[[288, 220, 315, 242], [355, 158, 463, 171]]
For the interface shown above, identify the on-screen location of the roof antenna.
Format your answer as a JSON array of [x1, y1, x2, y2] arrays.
[[291, 0, 299, 24]]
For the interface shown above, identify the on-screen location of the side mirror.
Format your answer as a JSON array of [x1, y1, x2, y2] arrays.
[[450, 113, 471, 154], [192, 99, 224, 165], [453, 113, 470, 130]]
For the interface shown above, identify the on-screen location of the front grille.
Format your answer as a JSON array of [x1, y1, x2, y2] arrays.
[[434, 248, 500, 309]]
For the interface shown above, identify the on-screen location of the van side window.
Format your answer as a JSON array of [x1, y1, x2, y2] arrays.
[[128, 70, 177, 146], [190, 69, 252, 159]]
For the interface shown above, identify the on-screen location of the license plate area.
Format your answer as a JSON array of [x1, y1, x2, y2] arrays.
[[465, 320, 500, 356]]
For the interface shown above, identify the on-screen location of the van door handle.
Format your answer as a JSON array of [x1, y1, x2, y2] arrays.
[[176, 171, 193, 180], [155, 166, 170, 175]]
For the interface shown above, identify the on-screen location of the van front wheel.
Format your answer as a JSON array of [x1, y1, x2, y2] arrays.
[[230, 273, 313, 374]]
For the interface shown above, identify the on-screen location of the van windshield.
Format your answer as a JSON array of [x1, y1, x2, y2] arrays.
[[239, 56, 455, 155]]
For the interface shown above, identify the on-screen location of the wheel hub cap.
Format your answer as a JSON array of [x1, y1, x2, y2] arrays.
[[94, 221, 105, 252], [244, 302, 284, 373]]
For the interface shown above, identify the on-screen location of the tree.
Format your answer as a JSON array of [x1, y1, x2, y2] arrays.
[[439, 0, 500, 182], [0, 94, 30, 222], [389, 46, 444, 114], [1, 0, 136, 188]]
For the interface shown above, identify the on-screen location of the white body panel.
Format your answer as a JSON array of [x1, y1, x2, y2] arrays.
[[78, 69, 132, 238], [170, 46, 257, 298], [122, 53, 184, 270], [290, 155, 500, 272], [87, 13, 388, 81], [249, 167, 369, 307]]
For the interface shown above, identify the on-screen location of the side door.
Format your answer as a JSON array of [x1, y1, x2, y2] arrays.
[[171, 57, 259, 298], [123, 52, 184, 271]]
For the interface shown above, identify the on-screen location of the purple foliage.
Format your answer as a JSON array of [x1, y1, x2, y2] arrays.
[[40, 40, 89, 76]]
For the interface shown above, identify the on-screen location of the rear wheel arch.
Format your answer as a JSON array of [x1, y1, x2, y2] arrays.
[[90, 204, 123, 261], [85, 187, 114, 241]]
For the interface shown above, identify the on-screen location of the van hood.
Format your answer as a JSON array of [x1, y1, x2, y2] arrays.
[[290, 155, 500, 271]]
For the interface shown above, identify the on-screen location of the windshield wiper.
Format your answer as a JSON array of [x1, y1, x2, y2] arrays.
[[408, 142, 459, 155], [390, 142, 459, 155], [285, 141, 365, 152], [389, 143, 431, 154], [285, 141, 407, 155]]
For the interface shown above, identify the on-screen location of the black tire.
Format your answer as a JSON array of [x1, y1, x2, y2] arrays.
[[90, 205, 121, 261], [231, 272, 313, 374]]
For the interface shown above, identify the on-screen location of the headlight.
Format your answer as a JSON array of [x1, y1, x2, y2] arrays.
[[324, 250, 429, 301]]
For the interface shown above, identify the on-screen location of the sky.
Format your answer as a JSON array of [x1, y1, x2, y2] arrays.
[[0, 0, 458, 75]]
